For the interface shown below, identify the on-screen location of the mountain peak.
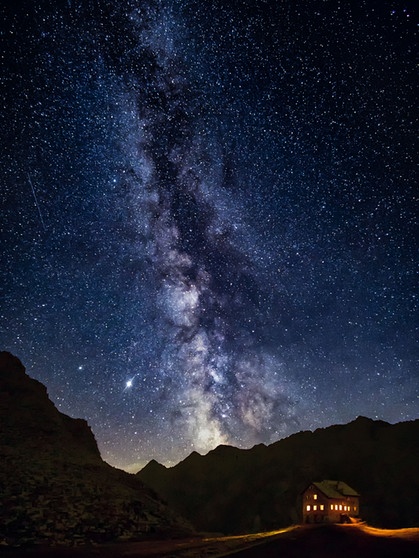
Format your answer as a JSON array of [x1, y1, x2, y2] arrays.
[[349, 415, 391, 428], [0, 351, 101, 463], [0, 350, 26, 376], [141, 458, 167, 473], [0, 352, 193, 546]]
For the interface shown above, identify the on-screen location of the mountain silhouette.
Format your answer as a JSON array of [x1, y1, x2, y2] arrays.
[[138, 415, 419, 533], [0, 351, 192, 547]]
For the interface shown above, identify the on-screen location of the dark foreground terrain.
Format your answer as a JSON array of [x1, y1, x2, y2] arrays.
[[2, 524, 418, 558], [228, 524, 419, 558]]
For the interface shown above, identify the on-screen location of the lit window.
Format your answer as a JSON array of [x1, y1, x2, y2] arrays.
[[354, 506, 357, 511], [313, 494, 318, 500], [348, 506, 351, 512], [320, 504, 324, 511], [313, 505, 317, 511], [344, 506, 347, 511], [330, 505, 334, 510], [339, 505, 343, 511], [306, 505, 311, 511]]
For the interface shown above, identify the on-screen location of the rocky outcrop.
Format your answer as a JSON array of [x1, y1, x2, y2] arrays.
[[0, 352, 192, 547], [0, 352, 100, 463], [138, 416, 419, 534]]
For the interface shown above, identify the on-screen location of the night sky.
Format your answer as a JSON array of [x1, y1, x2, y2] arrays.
[[2, 0, 417, 471]]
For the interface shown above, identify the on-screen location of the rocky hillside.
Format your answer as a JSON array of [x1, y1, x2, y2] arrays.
[[138, 416, 419, 534], [0, 352, 192, 547]]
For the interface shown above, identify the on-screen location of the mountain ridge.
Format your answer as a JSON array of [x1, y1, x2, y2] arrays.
[[140, 415, 405, 471], [138, 414, 419, 534]]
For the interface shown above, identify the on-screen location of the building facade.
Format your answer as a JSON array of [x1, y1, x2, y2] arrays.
[[302, 480, 360, 524]]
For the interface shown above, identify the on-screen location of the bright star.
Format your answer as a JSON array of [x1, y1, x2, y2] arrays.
[[124, 375, 139, 391]]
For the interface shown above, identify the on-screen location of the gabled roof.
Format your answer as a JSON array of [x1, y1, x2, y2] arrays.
[[310, 480, 359, 498]]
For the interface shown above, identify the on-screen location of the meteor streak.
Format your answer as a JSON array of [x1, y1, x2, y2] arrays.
[[28, 173, 46, 231]]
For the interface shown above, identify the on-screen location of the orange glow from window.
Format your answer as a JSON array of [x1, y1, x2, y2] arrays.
[[339, 505, 343, 511], [331, 505, 334, 510], [314, 494, 318, 500], [313, 505, 317, 511], [306, 505, 311, 511], [320, 504, 324, 511]]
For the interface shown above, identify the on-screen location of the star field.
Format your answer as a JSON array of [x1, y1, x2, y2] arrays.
[[1, 0, 417, 471]]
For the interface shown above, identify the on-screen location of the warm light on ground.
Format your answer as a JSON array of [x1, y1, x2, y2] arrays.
[[348, 523, 419, 540], [203, 526, 297, 544]]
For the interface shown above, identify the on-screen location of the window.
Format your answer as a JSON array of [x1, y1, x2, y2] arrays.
[[313, 505, 317, 511], [348, 506, 351, 512], [339, 505, 343, 511], [330, 504, 334, 510], [313, 494, 318, 500], [306, 505, 311, 511], [320, 504, 324, 511], [354, 506, 357, 511], [344, 506, 347, 511]]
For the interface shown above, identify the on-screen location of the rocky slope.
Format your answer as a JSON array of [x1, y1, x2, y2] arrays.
[[138, 416, 419, 534], [0, 352, 192, 547]]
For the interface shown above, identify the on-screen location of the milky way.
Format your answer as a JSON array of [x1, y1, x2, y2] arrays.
[[2, 0, 417, 470]]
